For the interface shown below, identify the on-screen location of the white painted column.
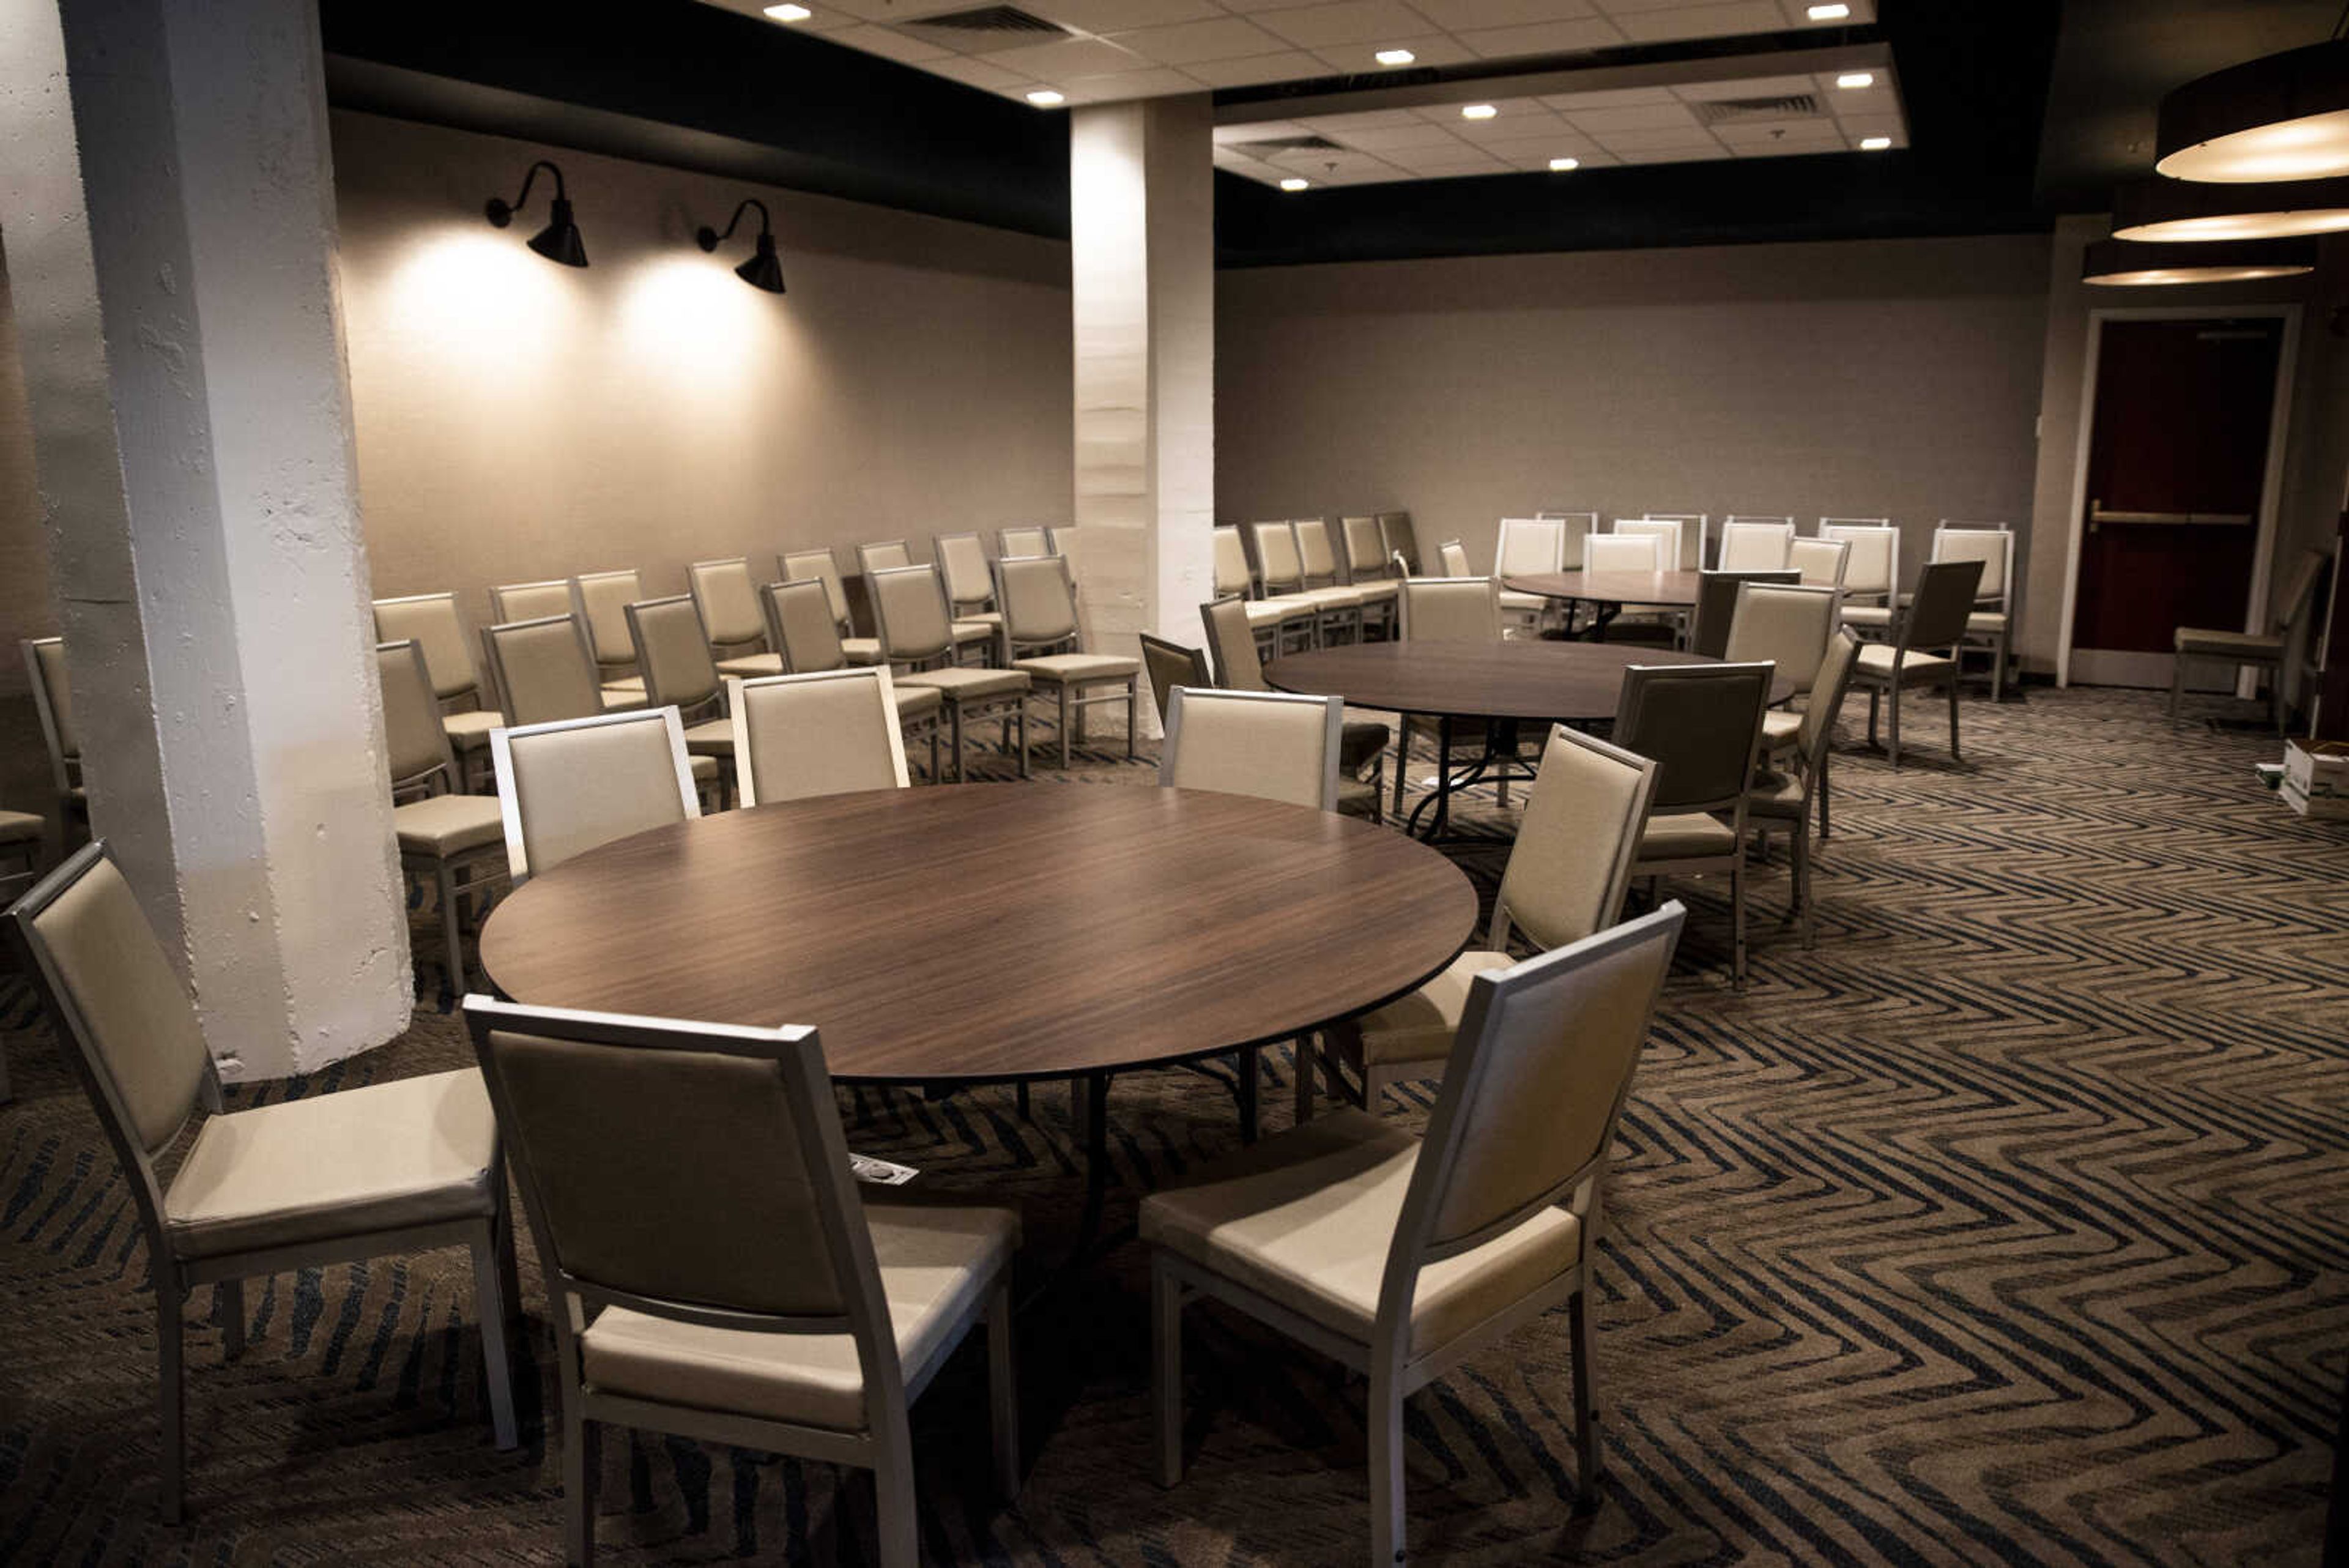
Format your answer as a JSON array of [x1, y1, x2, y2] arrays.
[[1068, 96, 1216, 729], [0, 0, 409, 1077]]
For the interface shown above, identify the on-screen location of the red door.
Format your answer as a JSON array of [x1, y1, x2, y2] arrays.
[[2071, 318, 2280, 681]]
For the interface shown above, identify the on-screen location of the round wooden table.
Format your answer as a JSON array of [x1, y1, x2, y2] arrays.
[[1504, 568, 1702, 639]]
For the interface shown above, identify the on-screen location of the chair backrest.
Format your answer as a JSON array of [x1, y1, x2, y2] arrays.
[[1293, 517, 1345, 585], [1787, 537, 1850, 589], [1495, 517, 1567, 578], [2276, 546, 2331, 633], [371, 593, 481, 702], [1642, 514, 1708, 571], [1211, 526, 1255, 598], [1585, 533, 1664, 574], [377, 639, 459, 792], [1690, 568, 1800, 658], [1200, 598, 1271, 691], [1403, 577, 1502, 642], [492, 579, 576, 625], [6, 841, 222, 1249], [934, 532, 996, 611], [763, 578, 847, 673], [1612, 661, 1775, 817], [1340, 516, 1388, 582], [1493, 726, 1660, 953], [1716, 519, 1795, 573], [1796, 630, 1863, 771], [1250, 521, 1305, 593], [572, 570, 646, 672], [1437, 539, 1472, 578], [626, 595, 724, 714], [1376, 903, 1685, 1354], [1377, 511, 1419, 573], [1724, 582, 1841, 694], [1535, 511, 1598, 570], [491, 708, 700, 882], [997, 526, 1054, 559], [1902, 558, 1987, 651], [1159, 686, 1341, 812], [23, 636, 80, 792], [483, 615, 604, 727], [1140, 633, 1213, 723], [462, 997, 904, 1419], [996, 554, 1082, 652], [1818, 521, 1898, 599], [856, 540, 915, 579], [1610, 516, 1682, 570], [867, 564, 957, 665], [730, 668, 909, 806], [688, 558, 768, 650], [1931, 524, 2012, 605], [780, 547, 855, 631]]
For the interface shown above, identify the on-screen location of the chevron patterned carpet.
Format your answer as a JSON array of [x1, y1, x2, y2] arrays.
[[0, 685, 2343, 1564]]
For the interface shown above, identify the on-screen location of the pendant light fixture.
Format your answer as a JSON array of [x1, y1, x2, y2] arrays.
[[2157, 37, 2349, 183], [2109, 172, 2349, 242], [696, 199, 787, 294], [484, 160, 588, 267], [2082, 236, 2317, 287]]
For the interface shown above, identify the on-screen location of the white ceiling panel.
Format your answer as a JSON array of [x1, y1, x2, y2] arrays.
[[1253, 0, 1432, 48], [1616, 1, 1786, 42], [1455, 17, 1627, 57], [1181, 48, 1329, 83], [1405, 0, 1598, 30], [1105, 15, 1290, 61], [1310, 35, 1480, 73], [1018, 0, 1222, 27], [1559, 100, 1699, 131]]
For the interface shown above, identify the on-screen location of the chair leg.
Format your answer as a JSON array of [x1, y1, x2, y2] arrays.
[[1015, 1081, 1031, 1119], [1058, 685, 1072, 769], [1392, 719, 1411, 817], [471, 1232, 520, 1451], [1866, 686, 1880, 748], [1235, 1046, 1260, 1145], [1732, 857, 1747, 984], [563, 1392, 597, 1567], [1887, 682, 1902, 768], [928, 724, 941, 783], [1816, 752, 1832, 841], [2170, 654, 2187, 725], [1795, 823, 1815, 951], [1992, 632, 2007, 703], [1293, 1037, 1317, 1124], [987, 1277, 1020, 1501], [1947, 675, 1962, 764], [215, 1279, 245, 1360], [157, 1284, 186, 1526], [1151, 1256, 1185, 1488], [875, 1430, 919, 1568], [2273, 664, 2287, 735], [1568, 1287, 1603, 1499], [435, 861, 466, 997], [1370, 1368, 1407, 1568], [950, 703, 967, 784], [1016, 706, 1030, 779], [1126, 678, 1138, 760]]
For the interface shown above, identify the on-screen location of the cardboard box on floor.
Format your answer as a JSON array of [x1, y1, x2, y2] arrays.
[[2281, 739, 2349, 819]]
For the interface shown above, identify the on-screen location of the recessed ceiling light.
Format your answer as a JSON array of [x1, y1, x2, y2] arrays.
[[1859, 136, 1891, 150], [1836, 72, 1874, 89], [1375, 48, 1415, 65], [1806, 3, 1850, 18], [1461, 103, 1498, 120], [762, 2, 812, 18], [1026, 89, 1065, 107], [1280, 177, 1311, 191], [1549, 157, 1579, 171]]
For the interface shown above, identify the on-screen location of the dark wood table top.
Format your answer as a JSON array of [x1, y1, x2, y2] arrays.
[[1504, 569, 1705, 607], [1264, 640, 1792, 722], [478, 782, 1478, 1084]]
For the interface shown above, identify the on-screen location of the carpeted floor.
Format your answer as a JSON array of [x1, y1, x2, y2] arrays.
[[0, 684, 2343, 1564]]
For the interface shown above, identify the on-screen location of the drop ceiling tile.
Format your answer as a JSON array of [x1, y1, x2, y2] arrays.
[[1265, 147, 1398, 174], [1296, 109, 1428, 130], [1456, 108, 1572, 141], [1616, 1, 1785, 41], [921, 54, 1034, 89], [824, 24, 958, 62], [1592, 125, 1721, 151], [1815, 67, 1886, 98], [1772, 0, 1872, 20], [1411, 97, 1546, 127], [1018, 0, 1222, 28], [1591, 0, 1758, 13], [979, 35, 1152, 75], [1387, 144, 1510, 170], [1217, 0, 1342, 12], [1256, 0, 1432, 46], [1454, 17, 1625, 56], [1310, 35, 1477, 72], [1673, 73, 1816, 101], [1607, 144, 1720, 164], [1562, 100, 1699, 132], [1329, 120, 1477, 150], [1536, 86, 1680, 110], [1105, 15, 1290, 62], [1835, 111, 1903, 139], [1709, 117, 1840, 144], [1061, 64, 1217, 97], [1476, 132, 1602, 160], [1403, 0, 1598, 29], [1496, 146, 1620, 170], [1182, 49, 1331, 82], [1215, 118, 1308, 142]]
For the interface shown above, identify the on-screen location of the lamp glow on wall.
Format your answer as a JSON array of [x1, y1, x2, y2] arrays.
[[697, 199, 787, 294], [483, 160, 588, 267], [2081, 236, 2317, 287]]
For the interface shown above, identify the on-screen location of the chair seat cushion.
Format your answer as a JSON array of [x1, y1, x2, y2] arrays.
[[951, 620, 997, 645], [1014, 653, 1140, 685], [1353, 949, 1512, 1066], [1964, 611, 2008, 634], [602, 677, 647, 697], [1761, 709, 1802, 749], [165, 1069, 499, 1258], [1637, 811, 1738, 861], [442, 710, 504, 753], [716, 653, 787, 680], [842, 638, 884, 666], [0, 809, 42, 845], [1745, 768, 1806, 819], [1139, 1108, 1579, 1357], [2173, 627, 2283, 657], [689, 754, 720, 784], [1301, 587, 1366, 610], [1839, 605, 1894, 629], [1245, 598, 1317, 627], [892, 684, 944, 722], [393, 793, 507, 856], [1351, 580, 1400, 602], [954, 611, 1004, 628], [600, 691, 644, 712], [898, 667, 1031, 701], [1340, 720, 1390, 775], [683, 718, 735, 757], [1337, 774, 1380, 819], [1497, 590, 1547, 612], [581, 1197, 1019, 1432], [1854, 644, 1954, 683]]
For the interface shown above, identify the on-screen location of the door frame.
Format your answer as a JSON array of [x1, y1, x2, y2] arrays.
[[2055, 303, 2301, 689]]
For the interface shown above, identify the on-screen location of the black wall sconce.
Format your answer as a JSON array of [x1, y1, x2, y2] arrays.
[[484, 160, 588, 267], [697, 199, 787, 294]]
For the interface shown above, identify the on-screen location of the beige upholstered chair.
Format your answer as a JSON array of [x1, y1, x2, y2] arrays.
[[1587, 532, 1679, 644], [1931, 523, 2017, 701], [1140, 633, 1211, 727], [1402, 575, 1501, 642], [730, 668, 912, 804], [764, 579, 943, 776], [1717, 518, 1795, 572], [1143, 902, 1687, 1562], [1641, 513, 1709, 570], [1788, 536, 1851, 589], [1584, 532, 1664, 574], [482, 614, 607, 726], [491, 578, 576, 624], [996, 525, 1057, 559], [779, 546, 884, 666], [1213, 525, 1316, 656], [995, 554, 1139, 767], [1616, 660, 1775, 981], [869, 564, 1031, 781], [490, 707, 702, 883], [1159, 685, 1342, 812], [1748, 630, 1862, 948], [379, 640, 508, 994], [1436, 538, 1472, 577], [1852, 557, 1983, 767], [1252, 519, 1365, 645], [1376, 511, 1419, 574], [5, 843, 519, 1524], [1495, 516, 1567, 636], [1306, 726, 1660, 1117], [626, 595, 741, 798], [1612, 516, 1681, 570], [1200, 599, 1386, 818], [2172, 546, 2330, 732], [1724, 581, 1841, 759], [1537, 510, 1599, 569], [935, 529, 1007, 657], [21, 636, 85, 827], [571, 570, 650, 700], [1820, 520, 1899, 620], [861, 541, 993, 663], [1340, 515, 1396, 585], [1301, 517, 1395, 638], [372, 593, 505, 787], [1689, 568, 1801, 660], [686, 557, 787, 680], [462, 997, 1019, 1568]]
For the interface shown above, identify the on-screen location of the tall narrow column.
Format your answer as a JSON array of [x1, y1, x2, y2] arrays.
[[1067, 96, 1215, 708], [0, 0, 409, 1077]]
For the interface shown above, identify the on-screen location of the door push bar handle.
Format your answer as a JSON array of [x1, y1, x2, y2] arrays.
[[2088, 502, 2252, 531]]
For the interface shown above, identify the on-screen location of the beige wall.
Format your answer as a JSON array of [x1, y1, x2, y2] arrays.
[[332, 112, 1074, 618], [1216, 233, 2050, 637], [0, 242, 61, 834]]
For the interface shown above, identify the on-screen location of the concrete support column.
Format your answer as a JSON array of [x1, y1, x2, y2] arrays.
[[1067, 96, 1215, 725], [0, 0, 409, 1077]]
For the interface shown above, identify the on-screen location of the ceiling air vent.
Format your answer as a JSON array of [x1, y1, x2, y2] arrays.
[[902, 5, 1068, 35], [1693, 93, 1823, 125], [1235, 135, 1347, 154]]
